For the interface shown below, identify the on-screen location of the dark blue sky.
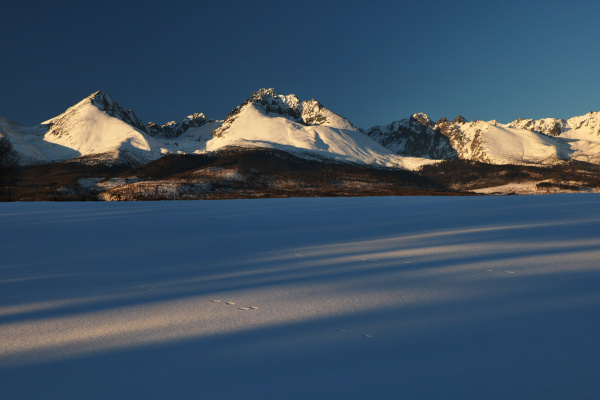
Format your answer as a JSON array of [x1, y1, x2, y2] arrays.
[[2, 0, 599, 128]]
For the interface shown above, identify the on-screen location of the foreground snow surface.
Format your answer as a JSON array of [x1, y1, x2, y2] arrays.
[[1, 196, 599, 400]]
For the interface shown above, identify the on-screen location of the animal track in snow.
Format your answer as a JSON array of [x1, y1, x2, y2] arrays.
[[211, 300, 259, 310]]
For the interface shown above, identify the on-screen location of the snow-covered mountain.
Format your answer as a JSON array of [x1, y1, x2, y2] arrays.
[[39, 91, 158, 164], [433, 118, 572, 165], [0, 92, 219, 165], [209, 89, 431, 169]]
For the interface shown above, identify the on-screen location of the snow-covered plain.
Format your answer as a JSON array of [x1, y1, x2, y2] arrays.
[[1, 196, 599, 399]]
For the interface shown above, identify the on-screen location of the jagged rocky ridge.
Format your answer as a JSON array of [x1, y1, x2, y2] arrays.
[[367, 113, 458, 160], [146, 113, 215, 138], [506, 112, 600, 138], [368, 112, 600, 165], [47, 91, 215, 139]]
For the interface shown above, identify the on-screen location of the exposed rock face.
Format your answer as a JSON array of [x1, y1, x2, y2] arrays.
[[88, 91, 147, 132], [435, 115, 496, 162], [453, 115, 467, 124], [213, 88, 357, 138], [367, 113, 458, 160], [508, 118, 568, 137], [434, 117, 499, 163], [146, 113, 215, 138]]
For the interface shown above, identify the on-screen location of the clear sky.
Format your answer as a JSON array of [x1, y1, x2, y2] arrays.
[[2, 0, 600, 129]]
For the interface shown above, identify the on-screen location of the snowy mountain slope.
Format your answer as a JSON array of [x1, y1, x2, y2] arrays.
[[209, 89, 433, 169], [367, 113, 457, 160], [0, 115, 82, 164]]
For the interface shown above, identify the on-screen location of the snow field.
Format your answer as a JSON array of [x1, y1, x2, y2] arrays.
[[1, 196, 599, 399]]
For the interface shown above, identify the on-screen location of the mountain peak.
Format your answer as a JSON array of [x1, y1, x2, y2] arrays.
[[251, 88, 282, 99], [43, 91, 146, 134], [88, 90, 110, 100], [248, 88, 302, 112], [87, 91, 119, 112], [410, 113, 432, 127]]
